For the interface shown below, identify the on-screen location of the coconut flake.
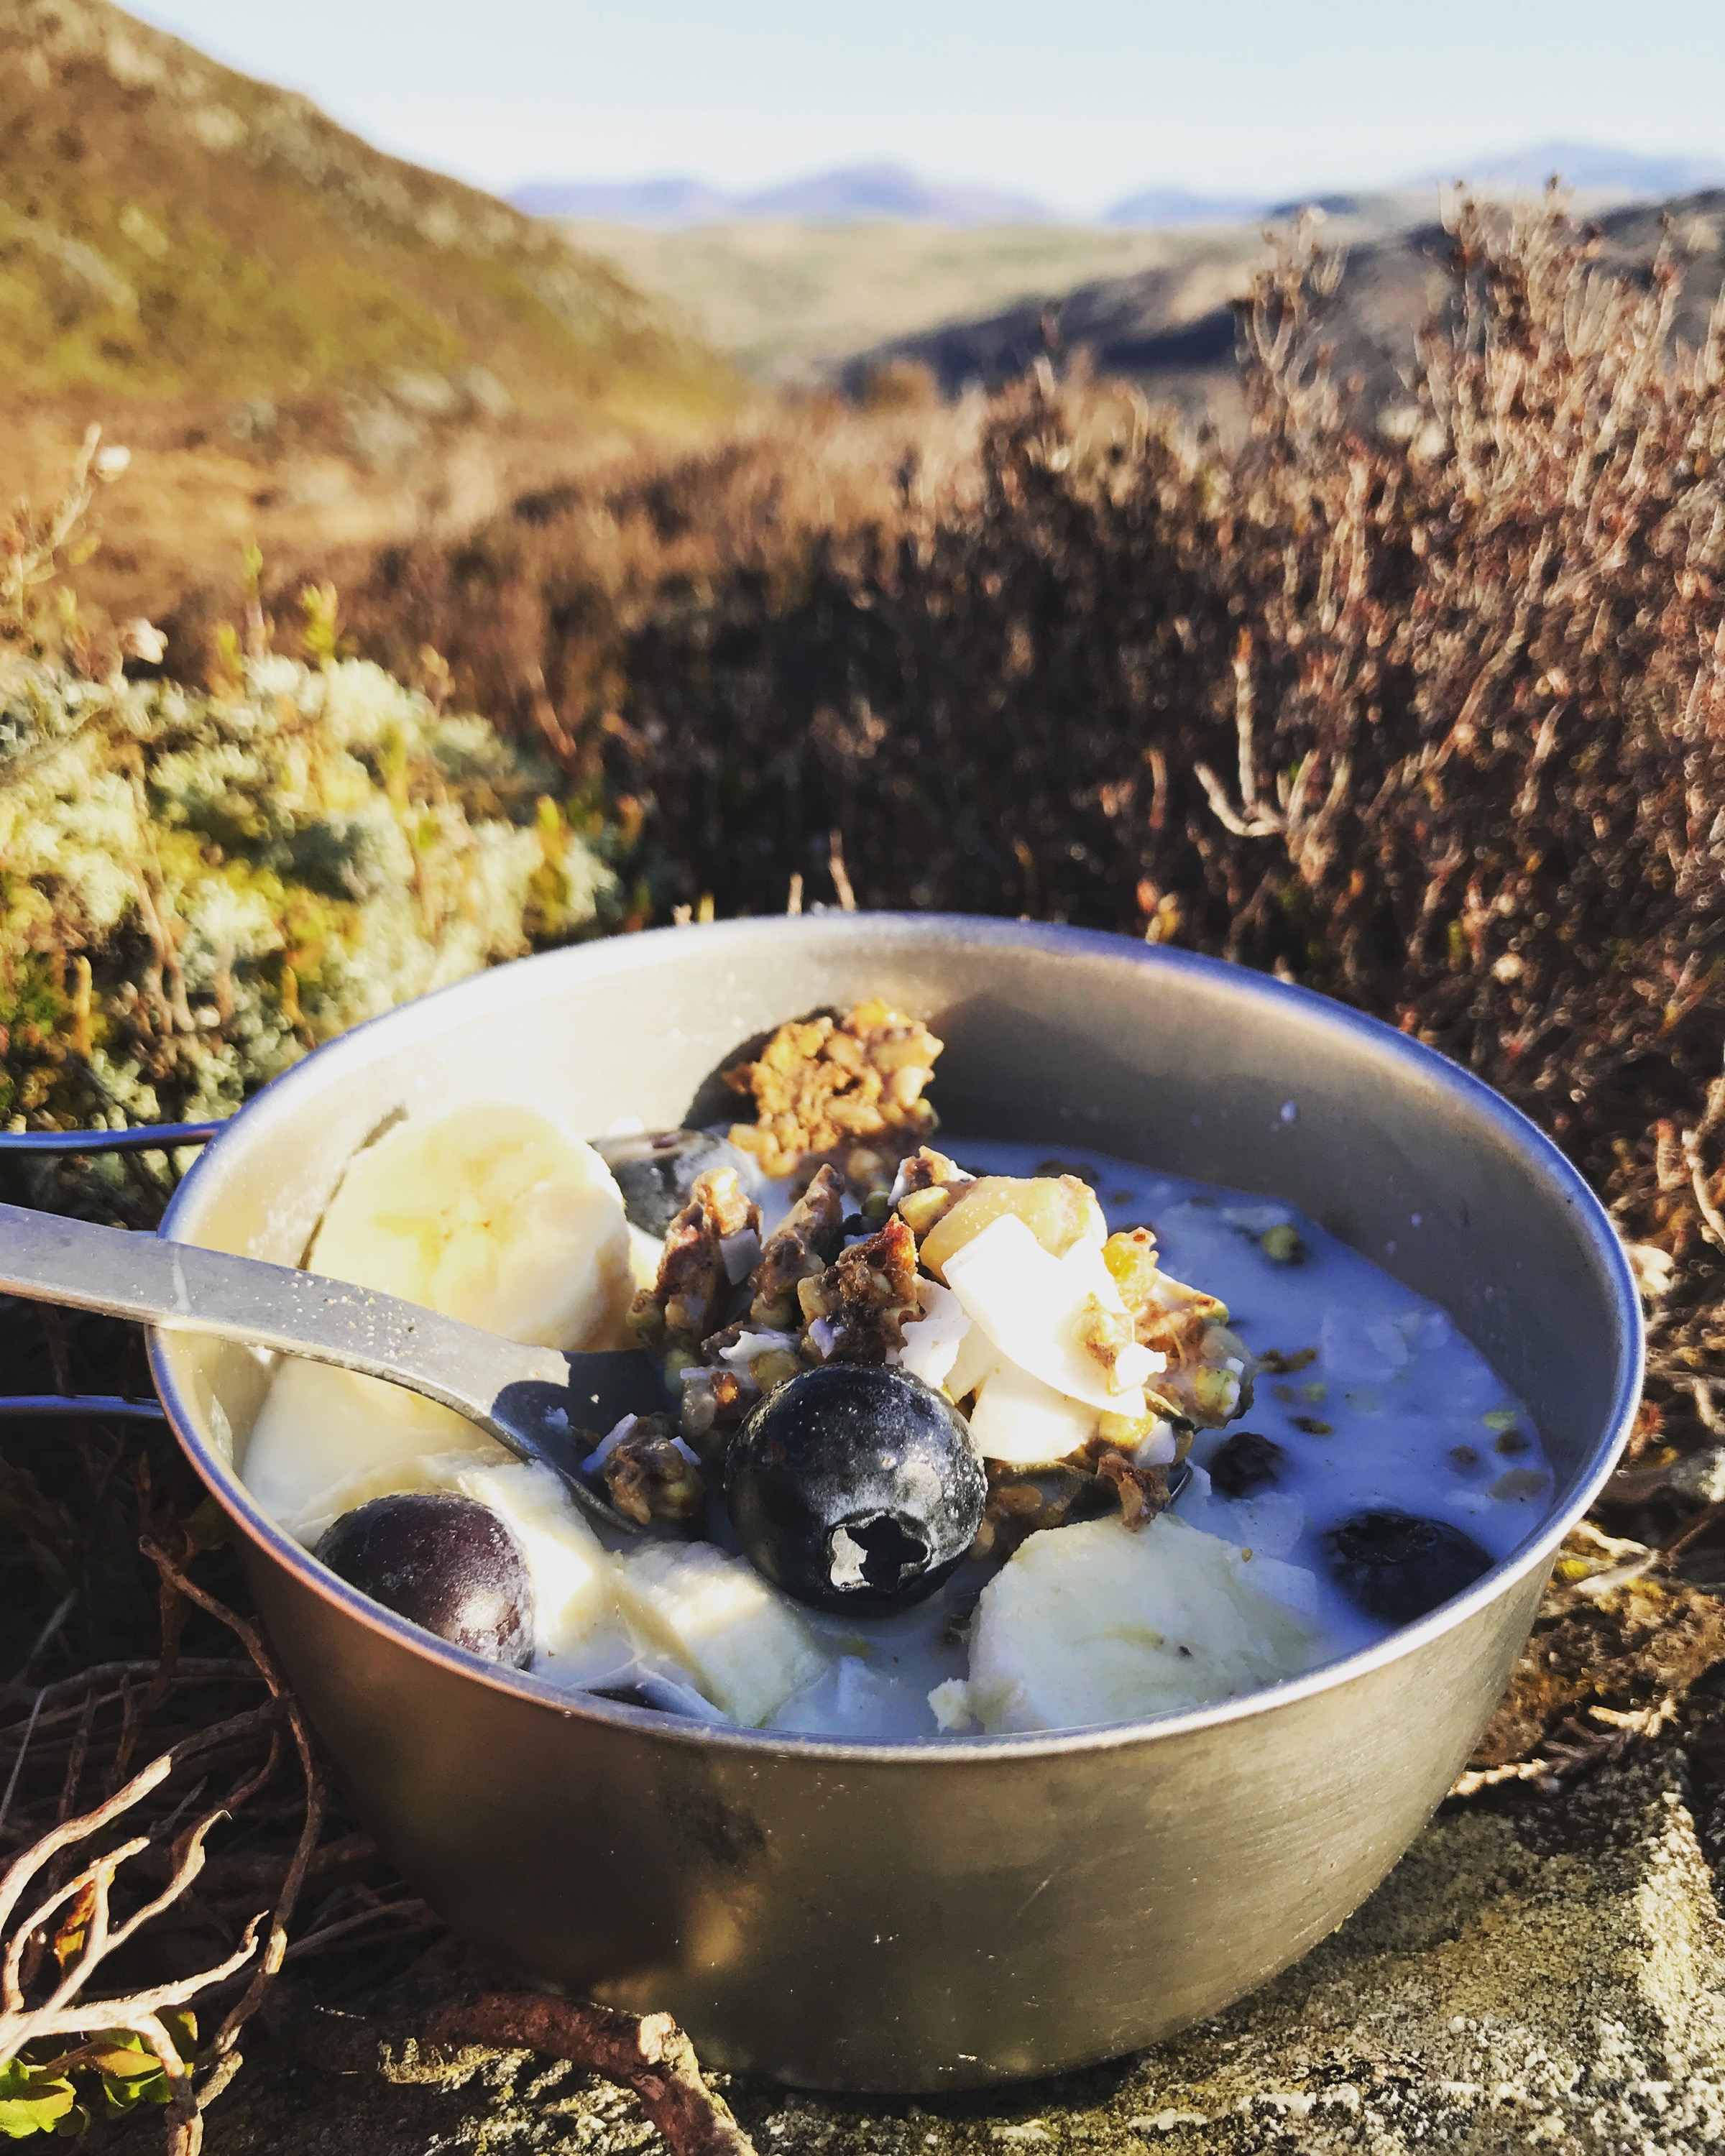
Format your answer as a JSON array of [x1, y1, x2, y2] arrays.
[[720, 1227, 763, 1284], [889, 1156, 975, 1207], [1133, 1420, 1179, 1468], [942, 1217, 1150, 1412], [717, 1327, 800, 1370], [893, 1279, 972, 1390], [581, 1414, 642, 1474], [968, 1361, 1097, 1466]]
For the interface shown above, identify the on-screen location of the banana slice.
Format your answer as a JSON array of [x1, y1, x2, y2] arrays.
[[242, 1101, 632, 1529], [306, 1102, 632, 1348], [959, 1513, 1320, 1733], [613, 1541, 830, 1727], [450, 1460, 630, 1680], [244, 1361, 500, 1539]]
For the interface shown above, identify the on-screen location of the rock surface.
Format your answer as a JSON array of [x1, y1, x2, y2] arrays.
[[210, 1720, 1725, 2156]]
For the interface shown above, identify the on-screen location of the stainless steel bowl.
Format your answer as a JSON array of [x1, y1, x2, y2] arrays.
[[148, 915, 1640, 2092]]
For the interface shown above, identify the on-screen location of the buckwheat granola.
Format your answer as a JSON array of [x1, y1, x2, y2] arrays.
[[628, 1166, 761, 1351], [724, 998, 943, 1183], [602, 1416, 708, 1527], [1102, 1227, 1256, 1426], [748, 1164, 846, 1326], [798, 1213, 921, 1365]]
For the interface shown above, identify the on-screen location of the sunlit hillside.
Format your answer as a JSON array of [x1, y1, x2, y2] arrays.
[[0, 0, 742, 632]]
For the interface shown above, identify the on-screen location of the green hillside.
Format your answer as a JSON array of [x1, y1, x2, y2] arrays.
[[0, 0, 725, 419]]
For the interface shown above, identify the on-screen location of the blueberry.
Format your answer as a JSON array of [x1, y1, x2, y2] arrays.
[[726, 1364, 986, 1615], [594, 1128, 758, 1237], [315, 1493, 533, 1667], [1322, 1508, 1493, 1627]]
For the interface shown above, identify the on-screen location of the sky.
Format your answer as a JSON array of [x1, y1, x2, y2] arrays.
[[132, 0, 1725, 216]]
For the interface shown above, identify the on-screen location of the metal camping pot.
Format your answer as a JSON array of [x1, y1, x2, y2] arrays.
[[148, 915, 1641, 2091]]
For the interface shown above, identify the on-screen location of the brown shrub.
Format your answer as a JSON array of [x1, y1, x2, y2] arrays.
[[337, 199, 1725, 1201]]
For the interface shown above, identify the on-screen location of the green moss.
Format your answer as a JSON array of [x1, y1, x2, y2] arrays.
[[0, 647, 619, 1138]]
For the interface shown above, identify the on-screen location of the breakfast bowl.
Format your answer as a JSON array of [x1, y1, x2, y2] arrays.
[[147, 913, 1640, 2091]]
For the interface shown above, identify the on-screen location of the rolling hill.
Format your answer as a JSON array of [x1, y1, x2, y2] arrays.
[[842, 191, 1725, 429], [0, 0, 718, 413], [0, 0, 741, 638], [512, 165, 1054, 228]]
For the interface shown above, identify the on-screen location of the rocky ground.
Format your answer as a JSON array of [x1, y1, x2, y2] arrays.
[[207, 1709, 1725, 2155]]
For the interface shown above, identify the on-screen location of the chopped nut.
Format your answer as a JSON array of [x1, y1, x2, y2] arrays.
[[1256, 1345, 1318, 1375], [1101, 1227, 1252, 1427], [1094, 1450, 1173, 1529], [891, 1146, 975, 1240], [896, 1144, 968, 1195], [1095, 1408, 1157, 1448], [627, 1168, 760, 1350], [723, 998, 943, 1181], [602, 1419, 707, 1528], [747, 1164, 845, 1326], [799, 1214, 921, 1364], [1074, 1292, 1144, 1385], [897, 1184, 957, 1236], [748, 1347, 804, 1392], [920, 1172, 1105, 1279], [969, 1462, 1118, 1562], [678, 1363, 760, 1452]]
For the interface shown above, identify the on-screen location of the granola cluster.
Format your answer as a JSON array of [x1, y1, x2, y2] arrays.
[[748, 1166, 846, 1327], [1101, 1226, 1254, 1427], [627, 1167, 761, 1350], [636, 1158, 924, 1452], [600, 1415, 707, 1528], [724, 998, 943, 1182], [625, 1046, 1253, 1554], [796, 1214, 921, 1365]]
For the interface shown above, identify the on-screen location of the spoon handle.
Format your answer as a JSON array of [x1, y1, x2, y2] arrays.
[[0, 1200, 569, 1443]]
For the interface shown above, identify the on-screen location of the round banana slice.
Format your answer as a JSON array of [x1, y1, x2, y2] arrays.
[[306, 1102, 633, 1350]]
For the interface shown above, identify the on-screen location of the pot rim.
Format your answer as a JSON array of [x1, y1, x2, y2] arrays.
[[149, 912, 1644, 1764]]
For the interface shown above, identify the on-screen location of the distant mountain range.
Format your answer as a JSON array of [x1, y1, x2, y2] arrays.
[[516, 142, 1725, 231], [513, 163, 1050, 228], [1410, 141, 1725, 195], [1102, 188, 1267, 229]]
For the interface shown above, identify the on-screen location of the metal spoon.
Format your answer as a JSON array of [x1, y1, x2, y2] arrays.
[[0, 1201, 664, 1532]]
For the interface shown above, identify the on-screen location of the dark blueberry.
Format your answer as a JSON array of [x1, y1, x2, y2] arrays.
[[316, 1493, 533, 1667], [593, 1128, 759, 1237], [1322, 1508, 1493, 1627], [726, 1363, 986, 1615], [1208, 1431, 1284, 1498]]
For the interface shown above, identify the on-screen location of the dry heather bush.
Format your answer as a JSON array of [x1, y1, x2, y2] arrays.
[[335, 197, 1725, 1507], [343, 201, 1725, 1210]]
